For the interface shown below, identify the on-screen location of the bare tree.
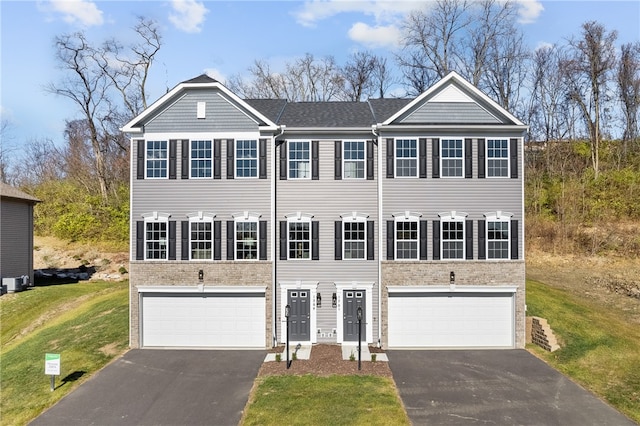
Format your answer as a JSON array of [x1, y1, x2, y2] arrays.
[[0, 118, 13, 183], [341, 51, 377, 101], [617, 42, 640, 156]]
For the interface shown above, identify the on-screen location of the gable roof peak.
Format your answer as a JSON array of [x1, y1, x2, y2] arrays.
[[181, 73, 218, 84]]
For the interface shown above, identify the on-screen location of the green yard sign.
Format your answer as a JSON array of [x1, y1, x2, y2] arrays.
[[45, 353, 61, 391]]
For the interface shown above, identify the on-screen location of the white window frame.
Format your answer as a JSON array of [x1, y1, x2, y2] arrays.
[[190, 139, 213, 179], [187, 212, 215, 260], [485, 211, 513, 260], [233, 212, 261, 260], [393, 212, 422, 260], [235, 139, 258, 178], [439, 211, 467, 260], [395, 138, 418, 178], [341, 213, 368, 260], [288, 140, 311, 180], [146, 140, 168, 179], [486, 138, 510, 178], [285, 213, 313, 260], [440, 137, 464, 178], [343, 140, 366, 179], [142, 212, 170, 260]]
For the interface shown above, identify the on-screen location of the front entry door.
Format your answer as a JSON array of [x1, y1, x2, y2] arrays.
[[343, 290, 366, 341], [288, 290, 310, 341]]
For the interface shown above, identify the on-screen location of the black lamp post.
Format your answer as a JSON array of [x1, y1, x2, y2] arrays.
[[285, 304, 291, 369], [357, 306, 363, 371]]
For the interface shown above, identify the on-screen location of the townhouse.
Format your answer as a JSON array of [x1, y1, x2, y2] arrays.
[[121, 71, 527, 350]]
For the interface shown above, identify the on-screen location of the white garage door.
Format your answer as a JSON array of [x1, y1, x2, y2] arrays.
[[388, 291, 514, 348], [142, 291, 265, 348]]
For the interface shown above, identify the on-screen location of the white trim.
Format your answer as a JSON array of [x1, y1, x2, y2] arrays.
[[339, 213, 368, 260], [196, 101, 206, 119], [387, 285, 518, 294], [342, 140, 367, 180], [438, 212, 467, 261], [279, 281, 319, 345], [486, 137, 511, 178], [284, 214, 312, 260], [392, 213, 422, 261], [484, 211, 514, 261], [440, 137, 465, 178], [232, 214, 260, 261], [137, 285, 267, 293], [235, 139, 259, 179], [287, 140, 312, 180], [393, 137, 418, 178], [335, 282, 374, 344], [188, 139, 214, 179], [144, 139, 169, 180], [186, 213, 216, 261]]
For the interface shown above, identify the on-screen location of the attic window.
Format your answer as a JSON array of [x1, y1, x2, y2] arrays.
[[197, 102, 206, 119]]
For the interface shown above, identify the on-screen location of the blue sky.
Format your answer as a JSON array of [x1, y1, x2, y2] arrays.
[[1, 0, 639, 151]]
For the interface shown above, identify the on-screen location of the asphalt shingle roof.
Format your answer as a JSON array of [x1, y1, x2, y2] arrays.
[[276, 102, 375, 127], [368, 98, 413, 123], [244, 99, 288, 124], [0, 182, 40, 203]]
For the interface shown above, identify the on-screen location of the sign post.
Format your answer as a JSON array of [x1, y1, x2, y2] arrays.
[[45, 353, 61, 391]]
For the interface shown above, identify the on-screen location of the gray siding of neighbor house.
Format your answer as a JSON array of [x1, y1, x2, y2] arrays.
[[401, 102, 502, 124], [0, 199, 34, 283], [276, 136, 379, 343]]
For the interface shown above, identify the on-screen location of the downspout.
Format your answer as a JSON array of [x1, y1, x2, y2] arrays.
[[372, 123, 383, 348], [272, 125, 285, 347]]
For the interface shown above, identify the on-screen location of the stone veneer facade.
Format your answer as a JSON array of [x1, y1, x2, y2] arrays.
[[381, 260, 526, 349], [129, 261, 272, 348]]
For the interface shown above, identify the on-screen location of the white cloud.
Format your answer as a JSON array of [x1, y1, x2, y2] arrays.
[[293, 0, 415, 28], [204, 68, 226, 82], [348, 22, 402, 48], [515, 0, 544, 24], [169, 0, 209, 33], [43, 0, 104, 27]]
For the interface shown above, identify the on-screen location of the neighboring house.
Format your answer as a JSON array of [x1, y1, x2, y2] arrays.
[[0, 182, 40, 291], [121, 71, 527, 350]]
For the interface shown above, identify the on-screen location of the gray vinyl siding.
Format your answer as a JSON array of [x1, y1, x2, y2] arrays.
[[143, 90, 260, 133], [276, 137, 379, 343], [401, 102, 502, 124], [0, 199, 34, 282]]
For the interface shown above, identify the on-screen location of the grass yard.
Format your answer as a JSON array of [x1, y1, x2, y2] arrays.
[[241, 375, 410, 425], [0, 281, 129, 426], [526, 279, 640, 423]]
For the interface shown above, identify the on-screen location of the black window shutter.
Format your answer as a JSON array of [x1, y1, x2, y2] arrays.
[[169, 140, 177, 180], [367, 140, 374, 180], [419, 138, 427, 178], [334, 221, 342, 260], [279, 221, 287, 260], [478, 138, 486, 179], [259, 138, 267, 179], [279, 141, 287, 180], [432, 220, 441, 260], [510, 138, 518, 178], [181, 140, 189, 179], [312, 221, 319, 260], [386, 220, 394, 260], [227, 221, 234, 260], [367, 220, 375, 260], [213, 139, 222, 179], [136, 221, 144, 260], [259, 220, 267, 260], [168, 221, 176, 260], [312, 140, 319, 180], [465, 219, 473, 259], [181, 220, 189, 260], [511, 219, 519, 259], [213, 220, 221, 260], [227, 139, 234, 179], [334, 141, 342, 180], [420, 220, 428, 260], [386, 138, 394, 178], [137, 140, 145, 179], [465, 138, 472, 179], [478, 220, 486, 260], [432, 139, 440, 178]]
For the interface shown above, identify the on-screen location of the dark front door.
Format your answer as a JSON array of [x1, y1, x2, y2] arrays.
[[343, 290, 366, 341], [288, 290, 310, 341]]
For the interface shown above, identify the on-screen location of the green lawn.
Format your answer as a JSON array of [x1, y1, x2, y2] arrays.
[[0, 281, 129, 426], [526, 279, 640, 423], [242, 375, 410, 425]]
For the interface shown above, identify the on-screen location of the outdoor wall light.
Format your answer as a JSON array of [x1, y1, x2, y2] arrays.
[[317, 292, 322, 308], [332, 292, 337, 308], [198, 269, 204, 281], [357, 306, 363, 322], [285, 304, 290, 319], [450, 271, 455, 284]]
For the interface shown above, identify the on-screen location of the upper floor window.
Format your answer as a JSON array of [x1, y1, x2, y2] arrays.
[[236, 140, 257, 178], [395, 139, 417, 177], [146, 140, 167, 178], [236, 219, 258, 260], [289, 141, 311, 179], [395, 218, 419, 260], [344, 220, 366, 259], [441, 138, 463, 177], [487, 138, 509, 177], [288, 218, 311, 259], [143, 212, 170, 260], [189, 213, 214, 260], [191, 140, 212, 178], [439, 212, 467, 259], [336, 213, 374, 261], [485, 212, 512, 259], [344, 141, 365, 179]]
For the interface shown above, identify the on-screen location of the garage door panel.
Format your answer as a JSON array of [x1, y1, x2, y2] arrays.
[[142, 292, 265, 348], [388, 292, 514, 348]]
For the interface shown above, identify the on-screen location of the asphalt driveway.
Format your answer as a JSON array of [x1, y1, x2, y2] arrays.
[[388, 349, 636, 425], [30, 349, 265, 426]]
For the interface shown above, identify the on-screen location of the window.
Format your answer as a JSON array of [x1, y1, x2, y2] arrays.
[[190, 218, 213, 260], [191, 140, 212, 178], [236, 220, 258, 260], [344, 221, 366, 259], [344, 141, 365, 179], [145, 218, 168, 260], [484, 213, 512, 259], [146, 140, 168, 178], [288, 220, 310, 259], [487, 138, 509, 177], [289, 141, 310, 179], [441, 138, 463, 177], [236, 140, 257, 178], [441, 219, 464, 259], [396, 220, 418, 260], [395, 139, 417, 177]]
